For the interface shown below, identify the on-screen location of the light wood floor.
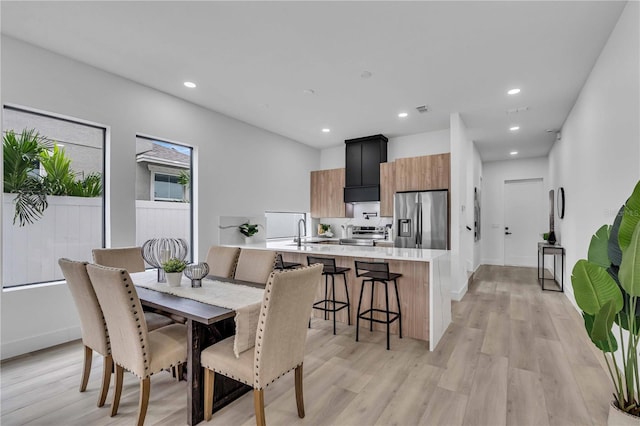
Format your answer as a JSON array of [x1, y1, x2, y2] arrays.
[[1, 265, 611, 425]]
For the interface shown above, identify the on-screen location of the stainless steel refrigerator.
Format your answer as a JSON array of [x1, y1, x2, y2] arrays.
[[393, 190, 448, 249]]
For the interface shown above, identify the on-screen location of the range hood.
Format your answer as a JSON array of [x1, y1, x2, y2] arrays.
[[344, 134, 388, 203]]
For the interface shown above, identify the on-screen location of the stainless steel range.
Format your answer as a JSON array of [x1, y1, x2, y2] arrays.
[[339, 226, 387, 246]]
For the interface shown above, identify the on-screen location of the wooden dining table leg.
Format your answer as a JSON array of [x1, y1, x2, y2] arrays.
[[187, 319, 206, 426]]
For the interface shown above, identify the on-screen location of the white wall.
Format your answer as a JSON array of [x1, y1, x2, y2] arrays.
[[481, 157, 549, 265], [449, 113, 480, 300], [1, 36, 320, 359], [548, 2, 639, 306], [319, 129, 450, 170]]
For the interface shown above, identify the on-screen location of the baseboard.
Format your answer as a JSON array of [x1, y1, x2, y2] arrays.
[[1, 326, 81, 360], [451, 281, 468, 301]]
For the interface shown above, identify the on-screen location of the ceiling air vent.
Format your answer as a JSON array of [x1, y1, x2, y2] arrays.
[[506, 106, 529, 114], [415, 105, 430, 114]]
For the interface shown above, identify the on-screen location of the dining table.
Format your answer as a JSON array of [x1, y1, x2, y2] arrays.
[[130, 270, 265, 426]]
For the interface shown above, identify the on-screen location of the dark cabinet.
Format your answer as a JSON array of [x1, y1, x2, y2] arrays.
[[345, 142, 363, 187], [344, 134, 388, 202]]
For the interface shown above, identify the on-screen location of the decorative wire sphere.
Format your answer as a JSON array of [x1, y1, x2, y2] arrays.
[[142, 238, 188, 282], [184, 262, 209, 288]]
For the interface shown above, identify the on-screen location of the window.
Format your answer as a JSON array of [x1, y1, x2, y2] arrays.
[[2, 105, 105, 288], [154, 173, 183, 201], [265, 211, 306, 239], [135, 136, 193, 262]]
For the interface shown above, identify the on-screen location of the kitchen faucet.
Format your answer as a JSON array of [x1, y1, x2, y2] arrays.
[[297, 218, 307, 247]]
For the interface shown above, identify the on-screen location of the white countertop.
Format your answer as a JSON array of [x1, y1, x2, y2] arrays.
[[233, 240, 449, 262]]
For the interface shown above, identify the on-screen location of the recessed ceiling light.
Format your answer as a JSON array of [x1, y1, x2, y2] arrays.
[[510, 151, 518, 155], [398, 112, 408, 118], [510, 126, 520, 131], [184, 81, 196, 88], [322, 128, 331, 133], [508, 88, 521, 95]]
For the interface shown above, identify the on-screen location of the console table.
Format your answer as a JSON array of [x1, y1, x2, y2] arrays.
[[537, 242, 564, 292]]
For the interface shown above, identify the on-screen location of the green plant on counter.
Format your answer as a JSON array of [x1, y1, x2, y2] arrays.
[[162, 257, 187, 273], [320, 223, 330, 232], [571, 180, 640, 417], [239, 222, 259, 237]]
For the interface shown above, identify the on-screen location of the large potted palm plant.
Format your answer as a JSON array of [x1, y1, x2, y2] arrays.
[[571, 180, 640, 425]]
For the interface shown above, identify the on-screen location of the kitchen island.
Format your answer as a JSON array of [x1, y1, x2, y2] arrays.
[[233, 240, 451, 351]]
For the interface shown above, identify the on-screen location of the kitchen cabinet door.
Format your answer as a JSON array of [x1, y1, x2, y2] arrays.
[[380, 162, 395, 217], [310, 168, 346, 218], [395, 153, 450, 192]]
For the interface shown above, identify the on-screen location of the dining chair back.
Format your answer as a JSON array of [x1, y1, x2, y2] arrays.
[[205, 245, 241, 278], [234, 249, 277, 284], [92, 246, 145, 272], [92, 246, 175, 329], [58, 258, 112, 407], [201, 263, 323, 425], [86, 264, 188, 426]]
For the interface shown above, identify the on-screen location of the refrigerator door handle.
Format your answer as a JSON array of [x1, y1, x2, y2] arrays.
[[416, 202, 422, 248]]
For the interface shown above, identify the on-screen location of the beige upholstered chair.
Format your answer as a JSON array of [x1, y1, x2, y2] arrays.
[[205, 245, 241, 278], [86, 264, 188, 426], [202, 263, 323, 426], [233, 249, 277, 284], [58, 258, 112, 407], [92, 247, 174, 330], [92, 246, 145, 273]]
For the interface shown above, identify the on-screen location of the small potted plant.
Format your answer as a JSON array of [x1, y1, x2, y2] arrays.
[[571, 181, 640, 424], [239, 222, 259, 244], [162, 257, 187, 287]]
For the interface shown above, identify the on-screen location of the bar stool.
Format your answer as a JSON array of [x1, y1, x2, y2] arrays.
[[307, 255, 351, 335], [354, 261, 402, 350], [275, 253, 301, 270]]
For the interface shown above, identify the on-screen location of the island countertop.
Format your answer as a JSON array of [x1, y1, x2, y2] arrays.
[[235, 240, 449, 262], [224, 239, 451, 351]]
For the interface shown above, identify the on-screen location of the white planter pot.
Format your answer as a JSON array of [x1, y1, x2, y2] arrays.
[[609, 402, 640, 426], [166, 272, 183, 287]]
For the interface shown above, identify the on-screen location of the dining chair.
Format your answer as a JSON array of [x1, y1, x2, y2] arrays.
[[86, 263, 188, 426], [58, 258, 112, 407], [92, 247, 176, 330], [234, 249, 277, 284], [201, 263, 323, 426], [205, 245, 241, 278]]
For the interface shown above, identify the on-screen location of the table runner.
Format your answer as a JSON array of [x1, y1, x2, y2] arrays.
[[130, 270, 264, 310]]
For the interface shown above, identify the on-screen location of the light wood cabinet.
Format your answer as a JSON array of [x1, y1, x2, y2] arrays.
[[394, 153, 450, 192], [310, 168, 346, 218], [380, 162, 395, 217]]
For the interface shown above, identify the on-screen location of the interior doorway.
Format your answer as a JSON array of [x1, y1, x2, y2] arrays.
[[504, 178, 544, 267]]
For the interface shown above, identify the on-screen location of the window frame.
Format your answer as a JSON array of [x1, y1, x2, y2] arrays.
[[2, 103, 107, 289], [148, 165, 188, 202]]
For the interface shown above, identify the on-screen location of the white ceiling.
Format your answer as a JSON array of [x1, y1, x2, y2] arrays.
[[1, 1, 626, 161]]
